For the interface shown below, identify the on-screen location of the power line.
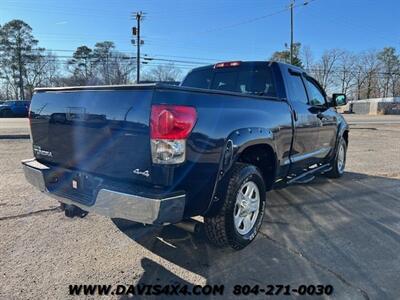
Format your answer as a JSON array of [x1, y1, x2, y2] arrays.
[[197, 8, 288, 35], [32, 48, 219, 65], [143, 57, 211, 66], [34, 48, 223, 62], [145, 54, 220, 62]]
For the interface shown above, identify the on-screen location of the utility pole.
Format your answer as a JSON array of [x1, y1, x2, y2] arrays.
[[133, 11, 143, 83], [290, 0, 294, 65], [289, 1, 309, 65]]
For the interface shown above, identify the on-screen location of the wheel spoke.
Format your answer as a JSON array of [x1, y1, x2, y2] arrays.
[[337, 143, 345, 173], [234, 204, 241, 217], [234, 215, 244, 229], [246, 186, 255, 198], [243, 215, 252, 231], [250, 200, 259, 212], [243, 185, 249, 197], [233, 180, 261, 235]]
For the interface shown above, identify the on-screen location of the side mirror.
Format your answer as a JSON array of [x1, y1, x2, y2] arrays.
[[332, 93, 347, 107]]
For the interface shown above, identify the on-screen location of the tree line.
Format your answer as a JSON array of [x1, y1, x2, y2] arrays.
[[1, 19, 399, 101], [271, 43, 400, 100], [0, 20, 181, 100]]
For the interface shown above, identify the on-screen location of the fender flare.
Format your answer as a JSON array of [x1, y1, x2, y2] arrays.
[[203, 127, 277, 216], [335, 122, 349, 153]]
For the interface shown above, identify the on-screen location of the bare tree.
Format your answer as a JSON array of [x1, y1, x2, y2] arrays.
[[352, 55, 368, 100], [144, 63, 182, 82], [25, 52, 60, 98], [335, 51, 356, 95], [93, 41, 115, 85], [361, 51, 381, 99], [108, 52, 135, 85], [377, 47, 400, 97], [311, 49, 343, 92], [301, 45, 314, 72]]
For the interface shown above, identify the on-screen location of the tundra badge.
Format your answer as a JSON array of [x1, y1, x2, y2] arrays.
[[33, 145, 53, 157]]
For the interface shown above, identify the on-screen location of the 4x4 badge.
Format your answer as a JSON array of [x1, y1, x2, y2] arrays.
[[133, 169, 150, 177]]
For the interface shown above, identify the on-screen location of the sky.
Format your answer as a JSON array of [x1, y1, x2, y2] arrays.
[[1, 0, 399, 74]]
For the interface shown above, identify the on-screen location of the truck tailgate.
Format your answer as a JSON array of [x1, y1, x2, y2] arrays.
[[29, 88, 153, 183]]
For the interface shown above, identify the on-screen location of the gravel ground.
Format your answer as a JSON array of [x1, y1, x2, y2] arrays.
[[0, 121, 399, 299]]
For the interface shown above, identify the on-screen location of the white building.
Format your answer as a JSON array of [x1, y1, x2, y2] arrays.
[[339, 97, 400, 115]]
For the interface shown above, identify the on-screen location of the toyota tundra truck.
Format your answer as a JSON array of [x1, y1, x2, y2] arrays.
[[22, 61, 349, 250]]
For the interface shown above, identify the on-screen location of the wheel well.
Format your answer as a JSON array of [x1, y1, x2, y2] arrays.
[[343, 130, 349, 145], [237, 144, 276, 190]]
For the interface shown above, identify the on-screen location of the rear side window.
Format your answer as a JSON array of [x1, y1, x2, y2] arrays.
[[181, 65, 277, 97], [236, 68, 276, 97], [286, 73, 308, 104]]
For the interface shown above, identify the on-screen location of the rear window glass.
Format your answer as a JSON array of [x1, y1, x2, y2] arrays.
[[211, 72, 237, 92], [181, 69, 213, 89], [181, 65, 276, 97]]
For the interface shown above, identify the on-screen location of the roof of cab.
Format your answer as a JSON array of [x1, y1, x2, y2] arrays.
[[189, 60, 305, 73]]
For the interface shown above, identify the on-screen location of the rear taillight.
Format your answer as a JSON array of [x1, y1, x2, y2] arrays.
[[150, 105, 196, 164], [214, 61, 241, 68]]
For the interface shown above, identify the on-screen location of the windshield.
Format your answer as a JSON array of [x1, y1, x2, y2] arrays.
[[181, 65, 277, 97]]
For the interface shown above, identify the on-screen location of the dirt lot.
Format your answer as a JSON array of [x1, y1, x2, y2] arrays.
[[1, 116, 400, 299]]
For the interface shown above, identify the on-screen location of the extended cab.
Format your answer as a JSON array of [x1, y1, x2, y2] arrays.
[[22, 61, 348, 249]]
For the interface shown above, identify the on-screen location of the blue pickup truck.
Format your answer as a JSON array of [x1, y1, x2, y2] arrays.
[[22, 61, 348, 250]]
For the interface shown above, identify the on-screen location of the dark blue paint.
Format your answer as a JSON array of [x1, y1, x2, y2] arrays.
[[28, 62, 348, 218]]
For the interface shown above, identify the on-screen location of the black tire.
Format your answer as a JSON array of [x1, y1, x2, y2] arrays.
[[325, 137, 347, 178], [204, 163, 266, 250]]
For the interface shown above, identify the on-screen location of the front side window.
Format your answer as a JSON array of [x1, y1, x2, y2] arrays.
[[305, 78, 326, 106]]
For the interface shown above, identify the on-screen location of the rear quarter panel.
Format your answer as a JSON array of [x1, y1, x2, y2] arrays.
[[152, 87, 292, 216]]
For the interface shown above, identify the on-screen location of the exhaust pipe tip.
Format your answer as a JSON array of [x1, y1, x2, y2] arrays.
[[61, 203, 88, 218], [173, 219, 204, 235]]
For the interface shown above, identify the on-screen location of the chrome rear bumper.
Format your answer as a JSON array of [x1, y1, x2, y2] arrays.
[[22, 159, 185, 225]]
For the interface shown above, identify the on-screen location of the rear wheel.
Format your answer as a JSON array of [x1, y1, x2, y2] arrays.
[[204, 163, 266, 250], [325, 137, 347, 178]]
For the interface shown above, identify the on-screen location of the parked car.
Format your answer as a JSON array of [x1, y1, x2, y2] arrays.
[[0, 100, 30, 117], [22, 61, 348, 250]]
